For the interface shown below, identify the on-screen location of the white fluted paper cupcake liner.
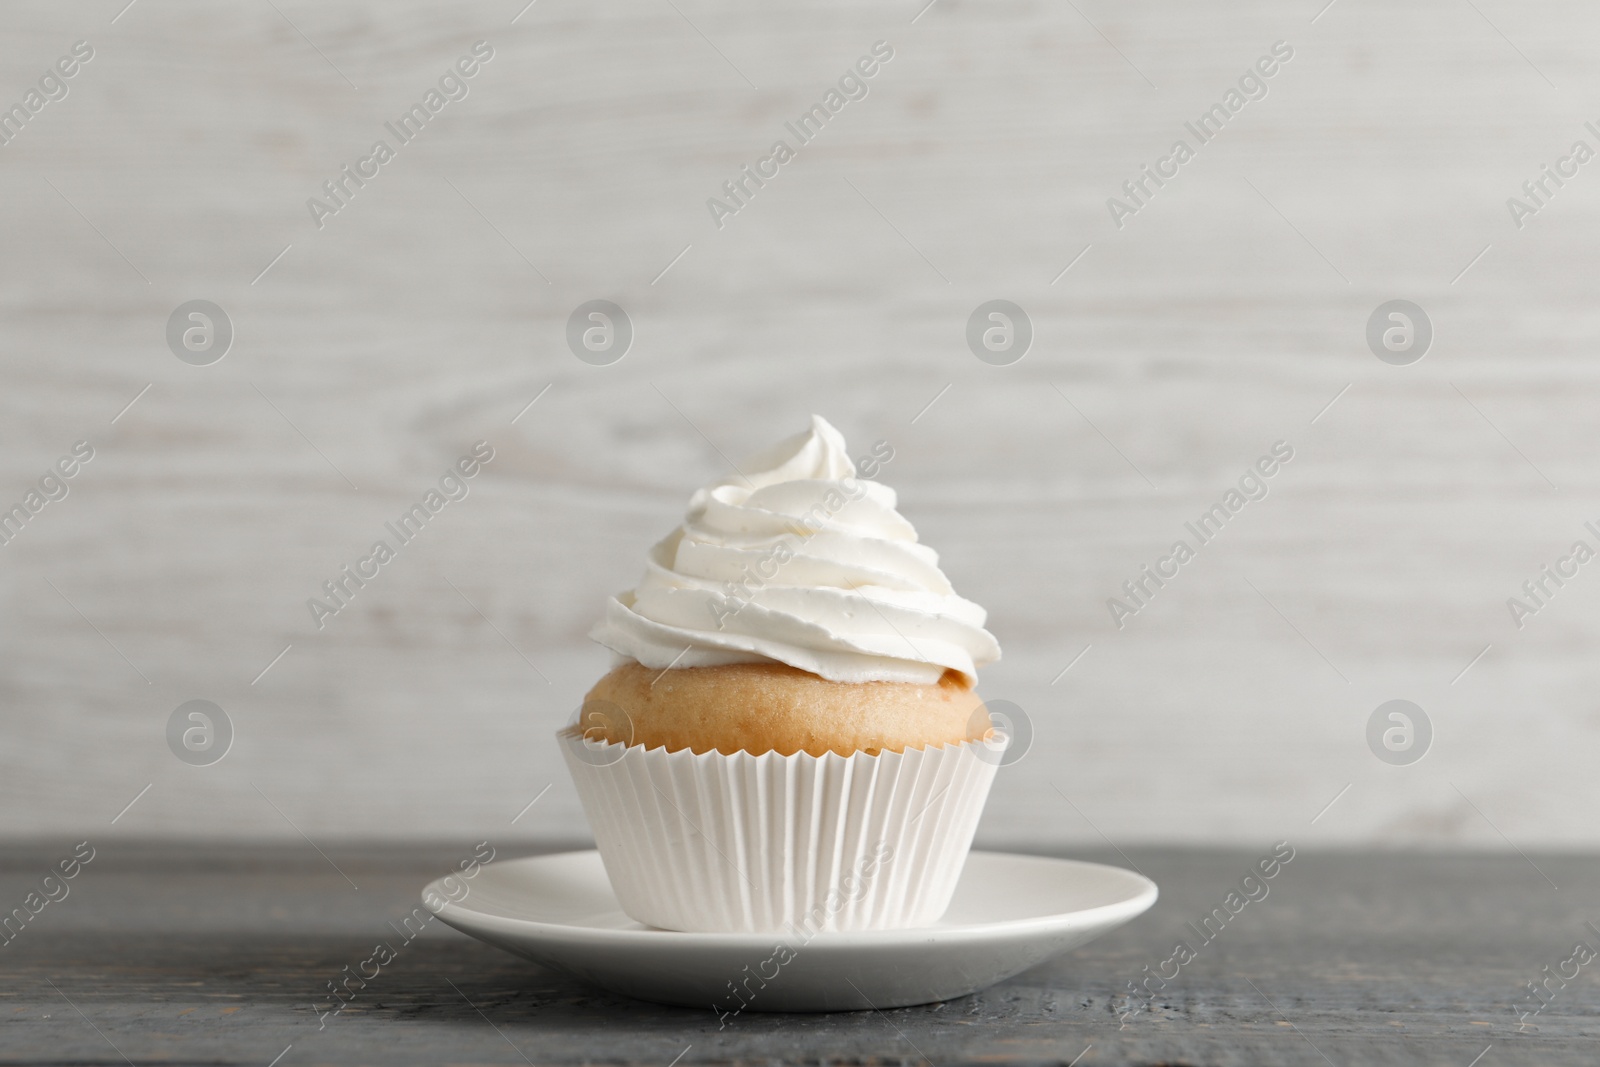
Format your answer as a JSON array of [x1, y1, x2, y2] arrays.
[[559, 729, 1003, 933]]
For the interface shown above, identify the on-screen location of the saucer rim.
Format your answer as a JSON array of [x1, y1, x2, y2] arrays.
[[425, 849, 1159, 947]]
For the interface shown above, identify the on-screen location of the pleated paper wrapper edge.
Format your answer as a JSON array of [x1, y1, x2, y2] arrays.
[[559, 729, 1003, 933]]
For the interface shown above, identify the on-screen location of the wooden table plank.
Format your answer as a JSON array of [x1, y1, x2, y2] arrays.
[[2, 843, 1595, 1064]]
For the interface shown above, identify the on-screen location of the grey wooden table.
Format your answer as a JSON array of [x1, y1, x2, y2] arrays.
[[3, 842, 1594, 1066]]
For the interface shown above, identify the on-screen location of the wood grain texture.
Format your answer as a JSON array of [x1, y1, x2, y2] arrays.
[[2, 0, 1600, 846], [3, 842, 1596, 1065]]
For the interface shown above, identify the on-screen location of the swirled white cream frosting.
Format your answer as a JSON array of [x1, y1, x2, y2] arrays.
[[589, 415, 1000, 685]]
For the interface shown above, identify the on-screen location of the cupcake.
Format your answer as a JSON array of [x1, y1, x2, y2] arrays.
[[561, 415, 1003, 932]]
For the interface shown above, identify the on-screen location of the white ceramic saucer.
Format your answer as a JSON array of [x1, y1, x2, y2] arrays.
[[426, 850, 1157, 1012]]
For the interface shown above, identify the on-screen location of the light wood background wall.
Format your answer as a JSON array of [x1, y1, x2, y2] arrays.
[[4, 0, 1597, 851]]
